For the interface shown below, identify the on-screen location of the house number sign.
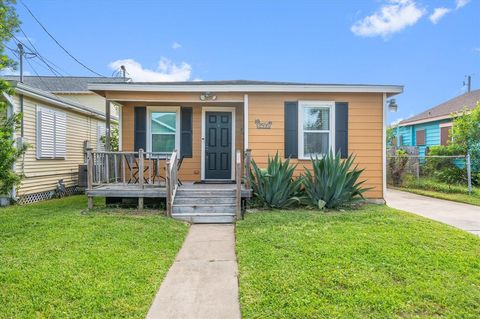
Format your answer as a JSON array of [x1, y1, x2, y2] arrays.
[[255, 119, 272, 129]]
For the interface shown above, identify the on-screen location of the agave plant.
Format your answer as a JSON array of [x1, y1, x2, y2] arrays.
[[249, 152, 302, 209], [302, 151, 370, 209]]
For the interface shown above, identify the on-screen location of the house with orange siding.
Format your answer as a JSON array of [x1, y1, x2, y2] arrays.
[[86, 80, 403, 222]]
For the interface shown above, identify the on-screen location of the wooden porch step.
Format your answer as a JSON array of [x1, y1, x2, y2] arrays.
[[172, 205, 236, 215], [171, 213, 235, 224], [174, 197, 236, 204], [171, 184, 241, 224], [175, 190, 235, 197]]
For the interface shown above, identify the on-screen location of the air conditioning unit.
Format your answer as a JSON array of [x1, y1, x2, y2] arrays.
[[78, 165, 88, 188]]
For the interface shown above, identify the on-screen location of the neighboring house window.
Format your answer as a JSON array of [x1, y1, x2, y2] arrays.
[[97, 123, 106, 152], [147, 107, 180, 155], [298, 101, 334, 159], [36, 106, 67, 159], [440, 125, 452, 146], [416, 129, 426, 146]]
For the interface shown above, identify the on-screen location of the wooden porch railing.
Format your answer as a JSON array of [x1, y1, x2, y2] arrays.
[[86, 149, 170, 187], [165, 150, 178, 217]]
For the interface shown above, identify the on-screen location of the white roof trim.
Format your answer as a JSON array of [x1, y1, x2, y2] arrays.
[[88, 83, 404, 94], [13, 82, 117, 121], [398, 114, 453, 126]]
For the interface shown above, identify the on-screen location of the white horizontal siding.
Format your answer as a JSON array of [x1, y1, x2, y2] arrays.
[[14, 95, 105, 196]]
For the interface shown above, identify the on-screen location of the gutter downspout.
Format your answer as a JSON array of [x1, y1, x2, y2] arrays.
[[19, 94, 24, 138]]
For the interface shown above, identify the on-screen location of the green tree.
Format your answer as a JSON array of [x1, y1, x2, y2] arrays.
[[451, 102, 480, 178], [451, 102, 480, 153], [0, 0, 25, 197], [386, 125, 397, 147], [100, 125, 119, 151]]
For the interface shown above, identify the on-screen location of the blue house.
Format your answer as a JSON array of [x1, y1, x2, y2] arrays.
[[396, 89, 480, 156]]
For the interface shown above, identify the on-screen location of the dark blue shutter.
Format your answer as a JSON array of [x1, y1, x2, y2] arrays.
[[284, 101, 298, 158], [335, 102, 349, 158], [134, 106, 146, 151], [180, 107, 193, 158]]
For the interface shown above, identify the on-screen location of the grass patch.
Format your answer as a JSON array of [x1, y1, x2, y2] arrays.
[[397, 177, 480, 206], [0, 196, 188, 318], [236, 205, 480, 318]]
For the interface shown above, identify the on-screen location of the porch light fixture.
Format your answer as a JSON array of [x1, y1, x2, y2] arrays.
[[200, 92, 217, 101], [388, 99, 398, 112]]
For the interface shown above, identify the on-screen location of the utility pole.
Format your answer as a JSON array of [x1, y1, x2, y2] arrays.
[[17, 43, 24, 83]]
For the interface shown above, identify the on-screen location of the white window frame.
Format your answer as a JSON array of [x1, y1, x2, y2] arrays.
[[298, 101, 335, 160], [36, 105, 67, 160], [146, 106, 180, 156]]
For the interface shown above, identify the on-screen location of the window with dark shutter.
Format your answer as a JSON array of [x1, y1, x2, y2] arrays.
[[284, 101, 298, 158], [180, 107, 193, 158], [335, 102, 348, 158], [134, 106, 146, 151], [416, 129, 426, 146]]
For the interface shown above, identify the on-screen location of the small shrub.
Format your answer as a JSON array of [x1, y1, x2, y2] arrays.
[[422, 145, 469, 185], [301, 151, 370, 209], [403, 176, 479, 195], [388, 149, 408, 186], [249, 153, 302, 209]]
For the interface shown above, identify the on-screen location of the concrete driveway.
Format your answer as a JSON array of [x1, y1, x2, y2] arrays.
[[386, 189, 480, 236]]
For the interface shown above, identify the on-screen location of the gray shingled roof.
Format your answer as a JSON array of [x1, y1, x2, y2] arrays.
[[2, 75, 128, 92], [399, 89, 480, 125]]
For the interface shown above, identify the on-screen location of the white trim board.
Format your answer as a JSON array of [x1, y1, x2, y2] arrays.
[[89, 83, 404, 94], [201, 106, 236, 181], [382, 93, 387, 199]]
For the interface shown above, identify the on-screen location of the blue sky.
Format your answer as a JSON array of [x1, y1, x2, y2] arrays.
[[7, 0, 480, 124]]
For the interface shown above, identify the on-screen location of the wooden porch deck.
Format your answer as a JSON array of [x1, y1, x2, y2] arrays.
[[86, 182, 252, 198]]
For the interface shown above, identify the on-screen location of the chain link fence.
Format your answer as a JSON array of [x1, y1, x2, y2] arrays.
[[387, 147, 477, 195]]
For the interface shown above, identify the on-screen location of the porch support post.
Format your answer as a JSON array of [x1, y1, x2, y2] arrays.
[[105, 100, 111, 152], [118, 104, 123, 151], [243, 94, 249, 151], [138, 148, 144, 210], [86, 147, 94, 209]]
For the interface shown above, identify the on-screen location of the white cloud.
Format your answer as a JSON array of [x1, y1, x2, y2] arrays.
[[351, 0, 426, 38], [108, 57, 192, 82], [172, 42, 182, 49], [456, 0, 470, 9], [429, 7, 450, 24]]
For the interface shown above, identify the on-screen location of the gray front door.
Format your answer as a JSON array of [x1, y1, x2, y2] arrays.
[[205, 112, 232, 179]]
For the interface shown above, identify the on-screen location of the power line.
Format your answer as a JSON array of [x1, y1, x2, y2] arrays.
[[10, 36, 62, 77], [20, 0, 106, 77], [18, 25, 71, 76], [1, 23, 65, 77]]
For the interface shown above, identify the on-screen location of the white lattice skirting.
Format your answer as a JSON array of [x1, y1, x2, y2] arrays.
[[17, 186, 83, 205]]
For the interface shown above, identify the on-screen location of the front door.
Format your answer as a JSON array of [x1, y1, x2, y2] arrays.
[[205, 111, 232, 179]]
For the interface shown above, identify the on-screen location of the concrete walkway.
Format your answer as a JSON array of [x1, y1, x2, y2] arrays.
[[386, 189, 480, 236], [146, 224, 241, 319]]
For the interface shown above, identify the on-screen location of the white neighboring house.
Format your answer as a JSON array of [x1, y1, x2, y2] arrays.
[[1, 76, 123, 204]]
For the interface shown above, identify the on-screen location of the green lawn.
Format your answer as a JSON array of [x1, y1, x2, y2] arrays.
[[236, 205, 480, 318], [396, 177, 480, 206], [0, 196, 188, 319]]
